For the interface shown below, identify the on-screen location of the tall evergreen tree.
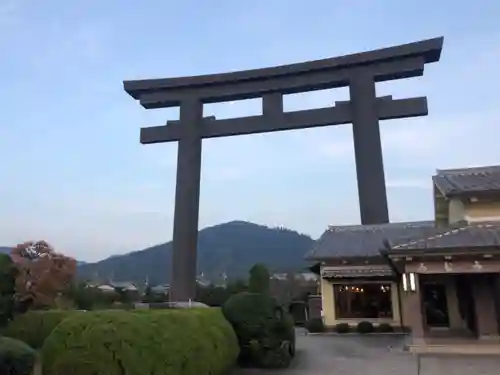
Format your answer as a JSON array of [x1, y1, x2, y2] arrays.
[[248, 263, 270, 294]]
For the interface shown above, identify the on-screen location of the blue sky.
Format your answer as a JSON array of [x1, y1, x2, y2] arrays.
[[1, 0, 499, 261]]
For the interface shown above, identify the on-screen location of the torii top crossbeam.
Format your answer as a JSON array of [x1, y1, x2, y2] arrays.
[[124, 37, 442, 106]]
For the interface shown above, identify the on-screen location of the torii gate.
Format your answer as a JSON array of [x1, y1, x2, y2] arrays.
[[124, 37, 444, 301]]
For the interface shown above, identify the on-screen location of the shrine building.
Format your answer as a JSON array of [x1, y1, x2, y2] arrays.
[[306, 165, 500, 343]]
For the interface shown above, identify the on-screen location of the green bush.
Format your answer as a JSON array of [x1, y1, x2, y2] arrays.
[[356, 321, 375, 334], [0, 336, 36, 375], [305, 318, 325, 333], [3, 310, 83, 349], [181, 308, 240, 375], [41, 308, 238, 375], [334, 322, 350, 333], [222, 291, 294, 368], [377, 323, 394, 333]]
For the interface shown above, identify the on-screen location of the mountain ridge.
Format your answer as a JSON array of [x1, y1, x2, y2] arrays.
[[0, 247, 11, 255], [77, 221, 315, 284]]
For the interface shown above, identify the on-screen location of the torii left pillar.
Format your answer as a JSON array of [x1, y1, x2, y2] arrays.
[[170, 99, 203, 302]]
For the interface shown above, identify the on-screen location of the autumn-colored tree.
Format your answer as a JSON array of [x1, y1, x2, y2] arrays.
[[11, 241, 76, 310]]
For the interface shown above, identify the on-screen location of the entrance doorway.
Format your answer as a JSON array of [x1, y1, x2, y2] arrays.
[[456, 275, 478, 336], [422, 283, 450, 328]]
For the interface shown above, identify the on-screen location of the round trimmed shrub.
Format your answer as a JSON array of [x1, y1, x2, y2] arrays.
[[183, 308, 239, 375], [0, 336, 36, 375], [222, 292, 294, 368], [334, 322, 350, 333], [356, 321, 375, 334], [3, 310, 83, 349], [305, 318, 325, 333], [377, 323, 394, 333], [41, 309, 238, 375]]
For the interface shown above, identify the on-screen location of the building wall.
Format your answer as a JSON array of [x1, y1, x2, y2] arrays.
[[448, 198, 465, 224], [447, 197, 500, 223], [319, 275, 402, 327], [463, 200, 500, 222], [399, 273, 464, 336], [401, 266, 481, 332], [400, 272, 500, 338], [320, 277, 335, 326], [434, 185, 449, 227]]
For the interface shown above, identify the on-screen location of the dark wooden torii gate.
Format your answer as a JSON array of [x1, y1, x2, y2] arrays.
[[124, 37, 444, 302]]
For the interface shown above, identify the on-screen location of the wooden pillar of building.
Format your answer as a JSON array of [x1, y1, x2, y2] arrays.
[[472, 275, 499, 339], [402, 274, 425, 342]]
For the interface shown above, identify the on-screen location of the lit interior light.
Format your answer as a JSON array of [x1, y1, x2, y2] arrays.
[[402, 273, 408, 291], [409, 272, 416, 292]]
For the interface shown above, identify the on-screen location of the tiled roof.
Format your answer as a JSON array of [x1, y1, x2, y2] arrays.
[[433, 165, 500, 197], [389, 221, 500, 251], [305, 221, 435, 260]]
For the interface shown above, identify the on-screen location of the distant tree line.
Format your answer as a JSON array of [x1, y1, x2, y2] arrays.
[[0, 240, 314, 328]]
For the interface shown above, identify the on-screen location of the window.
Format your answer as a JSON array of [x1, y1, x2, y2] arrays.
[[333, 284, 393, 319]]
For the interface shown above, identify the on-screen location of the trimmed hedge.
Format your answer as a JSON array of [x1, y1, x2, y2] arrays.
[[377, 323, 394, 333], [0, 336, 36, 375], [3, 310, 83, 349], [334, 322, 350, 333], [41, 308, 238, 375], [222, 292, 295, 369], [356, 321, 375, 334]]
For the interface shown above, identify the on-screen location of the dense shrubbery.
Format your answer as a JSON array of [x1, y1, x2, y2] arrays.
[[222, 291, 295, 369], [356, 321, 375, 334], [0, 254, 17, 328], [335, 322, 350, 333], [3, 310, 82, 349], [305, 317, 325, 333], [41, 308, 238, 375], [0, 336, 36, 375]]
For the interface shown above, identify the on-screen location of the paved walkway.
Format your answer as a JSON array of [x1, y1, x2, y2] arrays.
[[235, 329, 500, 375]]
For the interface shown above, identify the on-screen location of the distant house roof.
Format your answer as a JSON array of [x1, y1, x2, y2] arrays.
[[111, 282, 138, 291], [271, 273, 288, 281], [387, 221, 500, 252], [151, 284, 170, 293], [97, 284, 115, 292], [296, 272, 318, 282], [433, 165, 500, 198], [305, 221, 435, 260]]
